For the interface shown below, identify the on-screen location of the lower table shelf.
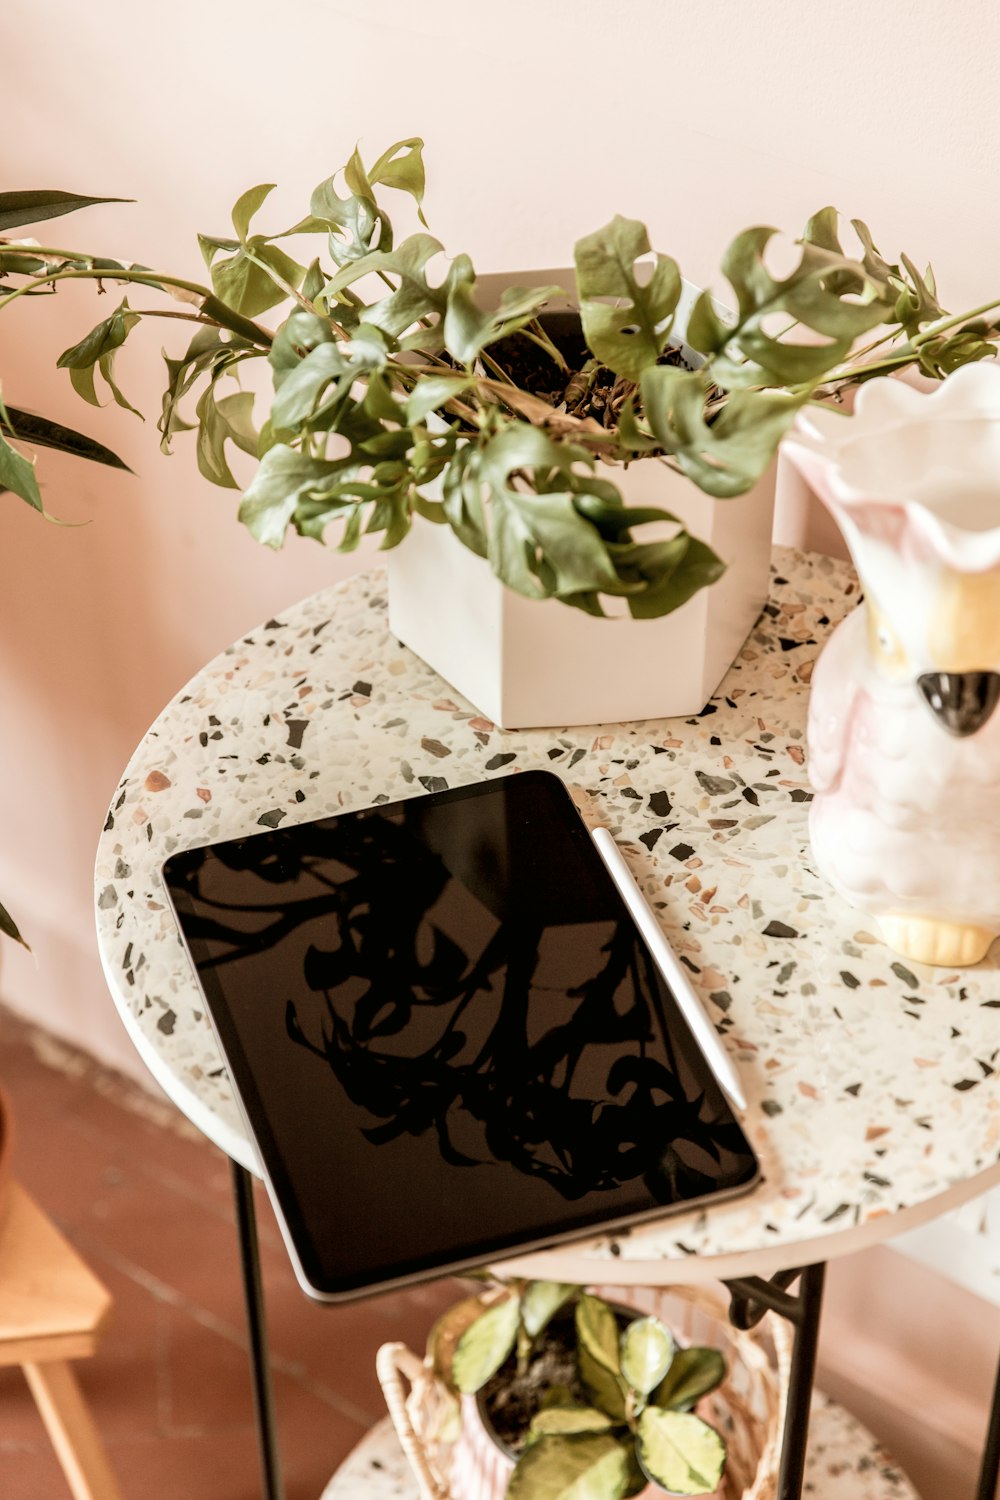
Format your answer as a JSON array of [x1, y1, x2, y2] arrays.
[[321, 1401, 922, 1500]]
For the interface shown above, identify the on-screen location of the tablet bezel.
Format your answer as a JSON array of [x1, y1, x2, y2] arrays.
[[162, 771, 760, 1302]]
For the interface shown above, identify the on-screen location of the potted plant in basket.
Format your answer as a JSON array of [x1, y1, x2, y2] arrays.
[[380, 1276, 775, 1500], [2, 139, 999, 729]]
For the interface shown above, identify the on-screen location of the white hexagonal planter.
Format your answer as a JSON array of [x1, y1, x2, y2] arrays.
[[387, 269, 775, 729]]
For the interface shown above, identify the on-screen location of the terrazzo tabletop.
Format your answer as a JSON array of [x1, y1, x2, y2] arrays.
[[95, 546, 1000, 1284]]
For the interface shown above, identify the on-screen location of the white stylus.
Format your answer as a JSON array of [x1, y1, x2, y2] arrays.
[[591, 826, 747, 1114]]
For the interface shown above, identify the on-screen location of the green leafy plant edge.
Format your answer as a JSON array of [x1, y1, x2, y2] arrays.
[[433, 1282, 728, 1497], [2, 143, 998, 625]]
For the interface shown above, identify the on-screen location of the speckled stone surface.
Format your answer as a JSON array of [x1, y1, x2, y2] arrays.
[[95, 547, 1000, 1282], [319, 1408, 921, 1500]]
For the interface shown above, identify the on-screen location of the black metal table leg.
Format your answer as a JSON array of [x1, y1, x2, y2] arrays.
[[231, 1160, 285, 1500], [976, 1344, 1000, 1500], [726, 1262, 827, 1500]]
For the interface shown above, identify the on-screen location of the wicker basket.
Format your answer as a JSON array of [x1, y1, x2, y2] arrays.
[[377, 1284, 791, 1500]]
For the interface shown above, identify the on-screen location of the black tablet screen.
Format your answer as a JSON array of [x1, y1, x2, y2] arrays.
[[163, 770, 757, 1298]]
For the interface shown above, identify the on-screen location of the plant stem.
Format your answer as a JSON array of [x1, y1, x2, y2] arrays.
[[0, 264, 213, 312], [522, 318, 569, 372]]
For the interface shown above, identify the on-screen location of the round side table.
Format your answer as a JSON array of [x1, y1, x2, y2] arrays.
[[95, 547, 1000, 1500]]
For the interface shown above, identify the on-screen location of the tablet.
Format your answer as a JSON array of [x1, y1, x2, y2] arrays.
[[162, 770, 758, 1301]]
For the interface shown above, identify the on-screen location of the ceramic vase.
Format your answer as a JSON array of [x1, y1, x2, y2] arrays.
[[782, 364, 1000, 967]]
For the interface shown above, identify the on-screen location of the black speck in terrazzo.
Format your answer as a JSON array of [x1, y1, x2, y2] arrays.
[[285, 720, 309, 749], [199, 732, 209, 748], [258, 809, 287, 829], [157, 1009, 177, 1036], [485, 753, 516, 770], [294, 790, 306, 803], [822, 1202, 850, 1223], [696, 702, 717, 717], [981, 999, 1000, 1009], [762, 920, 799, 939], [696, 771, 736, 796], [710, 735, 721, 746], [789, 788, 813, 802], [568, 749, 586, 768], [257, 754, 271, 766], [709, 991, 732, 1011], [844, 1083, 862, 1096], [760, 1099, 783, 1117], [264, 618, 285, 630], [104, 810, 115, 832], [547, 748, 564, 760], [649, 790, 673, 818], [680, 954, 700, 974], [639, 828, 663, 852], [840, 971, 860, 989], [669, 842, 694, 861], [954, 1079, 979, 1091], [620, 787, 641, 800], [609, 1241, 620, 1257], [419, 775, 449, 793], [353, 680, 372, 697], [891, 961, 920, 989], [742, 788, 759, 806]]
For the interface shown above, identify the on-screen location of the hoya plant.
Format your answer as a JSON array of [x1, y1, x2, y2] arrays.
[[431, 1280, 728, 1497]]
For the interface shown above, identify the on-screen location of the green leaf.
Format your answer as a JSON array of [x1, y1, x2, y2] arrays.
[[575, 215, 681, 381], [271, 342, 349, 430], [307, 171, 385, 266], [211, 240, 305, 318], [334, 233, 447, 336], [443, 260, 560, 365], [475, 426, 623, 600], [521, 1283, 577, 1340], [406, 375, 473, 425], [653, 1347, 726, 1412], [195, 387, 257, 488], [0, 896, 29, 949], [368, 137, 428, 225], [57, 298, 141, 415], [718, 223, 892, 382], [0, 406, 131, 472], [636, 1407, 726, 1495], [231, 183, 276, 242], [508, 1433, 635, 1500], [0, 190, 131, 232], [640, 365, 805, 498], [57, 298, 137, 373], [238, 443, 346, 547], [619, 1317, 674, 1399], [451, 1293, 521, 1394], [529, 1408, 616, 1439], [684, 291, 732, 357], [0, 426, 42, 511], [623, 536, 725, 620]]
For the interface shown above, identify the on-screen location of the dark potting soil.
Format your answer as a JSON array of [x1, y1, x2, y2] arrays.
[[484, 310, 693, 430], [479, 1315, 590, 1456]]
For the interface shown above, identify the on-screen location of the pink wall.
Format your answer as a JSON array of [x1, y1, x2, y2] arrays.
[[3, 0, 999, 1073]]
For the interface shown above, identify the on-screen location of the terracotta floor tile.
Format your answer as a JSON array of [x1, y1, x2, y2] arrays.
[[0, 1008, 458, 1500]]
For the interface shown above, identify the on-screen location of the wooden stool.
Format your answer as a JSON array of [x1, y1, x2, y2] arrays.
[[0, 1181, 124, 1500]]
